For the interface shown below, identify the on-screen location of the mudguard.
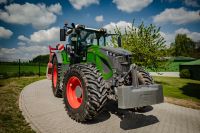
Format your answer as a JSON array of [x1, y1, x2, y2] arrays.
[[46, 44, 64, 80]]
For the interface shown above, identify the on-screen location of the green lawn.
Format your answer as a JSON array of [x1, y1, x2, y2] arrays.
[[0, 76, 45, 133], [154, 76, 200, 103], [148, 61, 187, 72], [0, 61, 192, 77], [0, 65, 46, 73], [164, 61, 185, 72], [0, 64, 47, 77]]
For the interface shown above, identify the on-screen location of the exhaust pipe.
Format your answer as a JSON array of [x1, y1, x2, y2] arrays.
[[130, 64, 139, 88]]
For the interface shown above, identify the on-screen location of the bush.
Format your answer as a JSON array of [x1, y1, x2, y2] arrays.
[[112, 21, 168, 71], [180, 69, 190, 78]]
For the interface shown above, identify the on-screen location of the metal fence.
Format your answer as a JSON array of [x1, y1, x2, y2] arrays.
[[0, 58, 47, 79]]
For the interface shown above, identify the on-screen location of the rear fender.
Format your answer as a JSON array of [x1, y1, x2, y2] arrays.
[[46, 62, 53, 80], [46, 51, 63, 80], [46, 43, 64, 80], [87, 45, 113, 80]]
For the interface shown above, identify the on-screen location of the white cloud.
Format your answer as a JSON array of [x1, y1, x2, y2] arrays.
[[113, 0, 153, 13], [0, 0, 7, 4], [18, 27, 60, 45], [0, 3, 62, 29], [30, 27, 60, 43], [1, 27, 59, 60], [184, 0, 200, 7], [0, 26, 64, 61], [160, 31, 174, 46], [95, 15, 104, 22], [103, 21, 200, 47], [104, 21, 132, 33], [175, 28, 200, 42], [69, 0, 99, 10], [160, 28, 200, 46], [153, 7, 200, 25], [18, 35, 30, 42], [162, 0, 200, 7], [0, 46, 48, 61], [0, 26, 13, 39], [17, 42, 26, 46], [48, 3, 62, 14]]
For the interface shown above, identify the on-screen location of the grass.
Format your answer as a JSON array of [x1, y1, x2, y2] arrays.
[[154, 76, 200, 103], [181, 59, 200, 65], [0, 60, 194, 77], [0, 64, 47, 78], [0, 76, 45, 133], [0, 64, 47, 74], [147, 61, 187, 72], [164, 61, 185, 72]]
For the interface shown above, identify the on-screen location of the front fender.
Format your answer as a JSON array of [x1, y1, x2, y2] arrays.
[[87, 45, 113, 80]]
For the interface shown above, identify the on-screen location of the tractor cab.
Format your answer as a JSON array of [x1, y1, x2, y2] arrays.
[[60, 23, 121, 47], [60, 23, 122, 64]]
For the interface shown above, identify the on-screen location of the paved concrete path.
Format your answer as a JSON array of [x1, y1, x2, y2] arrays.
[[19, 79, 200, 133], [150, 72, 179, 77]]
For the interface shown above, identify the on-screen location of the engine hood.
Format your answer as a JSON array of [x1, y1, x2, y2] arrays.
[[101, 46, 132, 56]]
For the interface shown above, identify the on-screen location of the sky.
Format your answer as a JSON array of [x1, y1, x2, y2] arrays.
[[0, 0, 200, 61]]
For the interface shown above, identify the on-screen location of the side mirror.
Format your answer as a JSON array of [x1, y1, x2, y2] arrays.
[[117, 36, 122, 47], [60, 29, 66, 41], [71, 23, 75, 28]]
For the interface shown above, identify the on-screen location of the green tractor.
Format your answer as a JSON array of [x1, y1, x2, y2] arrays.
[[46, 23, 163, 122]]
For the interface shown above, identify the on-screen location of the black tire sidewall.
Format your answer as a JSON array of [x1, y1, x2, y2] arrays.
[[52, 56, 60, 96], [137, 67, 153, 85]]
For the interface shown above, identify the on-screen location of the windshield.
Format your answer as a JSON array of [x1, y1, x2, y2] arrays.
[[79, 30, 105, 46], [78, 30, 119, 47]]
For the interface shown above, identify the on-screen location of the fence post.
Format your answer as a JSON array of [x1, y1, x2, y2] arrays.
[[39, 56, 40, 77], [19, 59, 20, 78]]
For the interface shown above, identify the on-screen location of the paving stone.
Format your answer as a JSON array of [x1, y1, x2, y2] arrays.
[[19, 79, 200, 133]]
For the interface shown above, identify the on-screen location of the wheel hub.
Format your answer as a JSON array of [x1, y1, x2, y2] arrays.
[[66, 76, 83, 109], [75, 86, 82, 98]]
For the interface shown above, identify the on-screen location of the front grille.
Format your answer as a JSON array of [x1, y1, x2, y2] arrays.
[[115, 55, 131, 73], [100, 48, 132, 74], [116, 56, 126, 63], [121, 64, 129, 72]]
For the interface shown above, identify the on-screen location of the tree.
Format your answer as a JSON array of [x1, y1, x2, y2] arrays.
[[172, 34, 195, 57], [112, 21, 168, 71], [31, 54, 49, 63]]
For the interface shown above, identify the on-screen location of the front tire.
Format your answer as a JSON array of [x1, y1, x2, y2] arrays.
[[63, 64, 108, 122]]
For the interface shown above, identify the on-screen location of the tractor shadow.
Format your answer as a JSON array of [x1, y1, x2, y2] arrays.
[[85, 100, 159, 130], [180, 83, 200, 99], [119, 113, 159, 130], [84, 110, 111, 124], [105, 101, 159, 130]]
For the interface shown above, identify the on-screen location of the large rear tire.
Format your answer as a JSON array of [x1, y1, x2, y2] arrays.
[[137, 67, 153, 85], [52, 56, 62, 97], [63, 64, 108, 122]]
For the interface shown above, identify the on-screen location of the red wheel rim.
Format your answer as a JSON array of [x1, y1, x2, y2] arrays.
[[53, 64, 57, 88], [66, 76, 83, 109]]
